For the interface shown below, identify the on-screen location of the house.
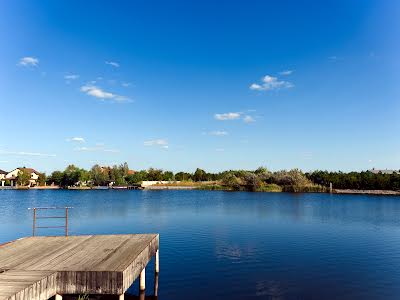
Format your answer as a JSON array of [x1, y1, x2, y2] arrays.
[[0, 170, 7, 186], [4, 168, 40, 187]]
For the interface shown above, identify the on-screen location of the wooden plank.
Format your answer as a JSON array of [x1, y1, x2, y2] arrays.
[[0, 234, 159, 297], [0, 270, 57, 300]]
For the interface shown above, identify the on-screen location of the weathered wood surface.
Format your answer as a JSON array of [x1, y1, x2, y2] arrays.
[[0, 234, 159, 299], [0, 270, 56, 300]]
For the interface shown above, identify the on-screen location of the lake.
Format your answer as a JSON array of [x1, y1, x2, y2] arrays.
[[1, 190, 400, 299]]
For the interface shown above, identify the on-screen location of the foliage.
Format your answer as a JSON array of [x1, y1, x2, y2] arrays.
[[38, 163, 400, 192], [17, 169, 31, 186], [306, 170, 400, 191], [221, 173, 242, 190], [47, 171, 64, 186], [38, 173, 46, 186]]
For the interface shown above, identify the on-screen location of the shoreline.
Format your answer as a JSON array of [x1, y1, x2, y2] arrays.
[[1, 185, 399, 195], [333, 189, 400, 196]]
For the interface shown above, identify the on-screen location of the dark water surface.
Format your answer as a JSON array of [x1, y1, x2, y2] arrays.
[[1, 190, 400, 299]]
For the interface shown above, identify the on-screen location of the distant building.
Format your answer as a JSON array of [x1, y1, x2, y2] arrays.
[[0, 169, 7, 180], [369, 168, 398, 175], [4, 168, 40, 187]]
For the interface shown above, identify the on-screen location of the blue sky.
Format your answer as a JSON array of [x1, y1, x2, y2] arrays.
[[0, 0, 399, 174]]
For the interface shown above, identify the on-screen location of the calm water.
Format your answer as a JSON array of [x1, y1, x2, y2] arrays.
[[1, 190, 400, 299]]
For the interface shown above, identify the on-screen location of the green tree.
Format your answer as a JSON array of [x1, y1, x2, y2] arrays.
[[193, 168, 207, 181], [147, 168, 163, 181], [175, 172, 192, 181], [62, 165, 81, 187], [17, 169, 31, 186], [162, 171, 175, 181], [90, 165, 109, 186], [221, 173, 242, 190], [38, 173, 46, 186], [47, 171, 64, 186]]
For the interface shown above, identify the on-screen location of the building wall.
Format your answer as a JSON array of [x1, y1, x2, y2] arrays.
[[141, 180, 181, 187], [6, 169, 20, 179]]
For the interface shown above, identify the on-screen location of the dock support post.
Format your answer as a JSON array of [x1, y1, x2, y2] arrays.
[[154, 272, 159, 297], [55, 294, 62, 300], [119, 294, 124, 300], [155, 249, 159, 273], [139, 291, 145, 300], [140, 267, 146, 291]]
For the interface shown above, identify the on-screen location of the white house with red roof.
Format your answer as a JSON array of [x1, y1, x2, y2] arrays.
[[2, 167, 40, 187]]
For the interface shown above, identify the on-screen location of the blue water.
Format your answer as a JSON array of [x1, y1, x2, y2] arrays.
[[1, 190, 400, 299]]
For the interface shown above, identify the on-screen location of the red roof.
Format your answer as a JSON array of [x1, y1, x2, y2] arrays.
[[18, 167, 39, 174]]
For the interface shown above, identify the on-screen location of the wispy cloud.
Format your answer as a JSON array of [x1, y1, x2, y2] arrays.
[[216, 148, 225, 152], [214, 112, 241, 121], [209, 130, 228, 136], [301, 151, 313, 160], [121, 82, 131, 87], [243, 115, 255, 123], [328, 56, 343, 62], [214, 112, 256, 124], [74, 145, 119, 153], [66, 137, 85, 143], [105, 61, 120, 68], [18, 57, 39, 67], [64, 74, 79, 83], [144, 139, 169, 149], [250, 75, 293, 92], [80, 85, 130, 102], [279, 70, 293, 76], [0, 150, 55, 157]]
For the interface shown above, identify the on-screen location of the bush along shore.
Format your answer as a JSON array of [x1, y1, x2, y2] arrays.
[[2, 163, 398, 194]]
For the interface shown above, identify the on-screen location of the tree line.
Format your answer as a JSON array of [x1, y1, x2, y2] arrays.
[[42, 163, 400, 191]]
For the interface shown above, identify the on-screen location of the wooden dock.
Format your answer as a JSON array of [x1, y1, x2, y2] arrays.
[[0, 234, 159, 300]]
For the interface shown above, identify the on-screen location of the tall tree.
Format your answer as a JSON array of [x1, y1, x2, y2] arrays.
[[17, 169, 31, 186]]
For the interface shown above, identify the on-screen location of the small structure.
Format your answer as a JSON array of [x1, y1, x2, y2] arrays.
[[141, 180, 181, 188], [0, 234, 159, 300], [5, 167, 40, 187]]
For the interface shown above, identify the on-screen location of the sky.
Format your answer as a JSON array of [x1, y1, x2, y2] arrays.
[[0, 0, 399, 174]]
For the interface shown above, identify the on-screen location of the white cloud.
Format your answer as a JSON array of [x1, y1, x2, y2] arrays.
[[66, 137, 85, 143], [64, 74, 79, 81], [74, 145, 119, 153], [80, 85, 130, 102], [144, 139, 169, 149], [243, 115, 255, 123], [18, 57, 39, 67], [214, 112, 241, 121], [0, 150, 55, 157], [216, 148, 225, 152], [250, 75, 293, 92], [210, 130, 228, 136], [105, 61, 120, 68], [214, 112, 256, 123], [121, 82, 131, 87], [279, 70, 293, 76], [329, 56, 343, 62], [103, 149, 120, 153]]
